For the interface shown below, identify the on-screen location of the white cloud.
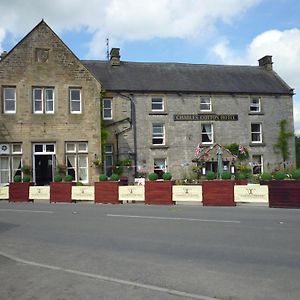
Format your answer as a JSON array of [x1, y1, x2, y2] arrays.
[[212, 28, 300, 135], [0, 0, 260, 58]]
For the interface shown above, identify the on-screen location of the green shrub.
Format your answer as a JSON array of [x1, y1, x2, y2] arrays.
[[99, 174, 108, 181], [162, 172, 172, 180], [54, 175, 63, 182], [22, 176, 31, 182], [291, 169, 300, 180], [64, 175, 73, 182], [260, 172, 272, 181], [110, 173, 120, 181], [273, 171, 287, 180], [236, 173, 246, 180], [148, 172, 158, 181], [206, 171, 216, 180], [13, 175, 22, 183], [221, 172, 231, 180], [76, 181, 84, 186]]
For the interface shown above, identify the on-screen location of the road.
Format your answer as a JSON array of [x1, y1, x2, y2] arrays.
[[0, 202, 300, 300]]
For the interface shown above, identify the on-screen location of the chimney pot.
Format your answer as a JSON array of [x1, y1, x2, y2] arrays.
[[110, 48, 120, 66], [258, 55, 273, 71]]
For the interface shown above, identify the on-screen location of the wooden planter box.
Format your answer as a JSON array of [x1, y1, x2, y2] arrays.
[[202, 180, 236, 206], [261, 180, 300, 208], [50, 182, 73, 203], [235, 180, 248, 185], [94, 182, 120, 204], [9, 182, 33, 202], [145, 180, 174, 205]]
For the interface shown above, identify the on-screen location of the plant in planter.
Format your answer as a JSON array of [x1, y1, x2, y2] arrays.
[[145, 172, 174, 205], [235, 173, 248, 185], [291, 169, 300, 180], [9, 175, 33, 202], [273, 171, 287, 180], [95, 173, 120, 204], [202, 171, 235, 206], [50, 174, 73, 203]]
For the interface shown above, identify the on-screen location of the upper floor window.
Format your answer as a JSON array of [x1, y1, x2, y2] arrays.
[[250, 97, 261, 112], [3, 87, 16, 113], [200, 96, 212, 112], [33, 87, 54, 114], [151, 97, 164, 111], [251, 123, 262, 143], [201, 123, 213, 144], [152, 124, 165, 145], [70, 88, 81, 114], [103, 98, 112, 120]]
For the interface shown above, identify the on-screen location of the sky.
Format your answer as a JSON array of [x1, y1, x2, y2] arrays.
[[0, 0, 300, 134]]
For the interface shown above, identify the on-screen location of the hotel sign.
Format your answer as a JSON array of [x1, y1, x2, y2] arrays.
[[174, 114, 238, 121]]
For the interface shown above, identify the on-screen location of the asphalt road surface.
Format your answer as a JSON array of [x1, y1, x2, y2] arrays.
[[0, 202, 300, 300]]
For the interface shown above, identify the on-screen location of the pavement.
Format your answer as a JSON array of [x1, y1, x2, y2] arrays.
[[0, 201, 300, 300]]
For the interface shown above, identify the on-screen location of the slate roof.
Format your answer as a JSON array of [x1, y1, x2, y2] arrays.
[[82, 60, 293, 95]]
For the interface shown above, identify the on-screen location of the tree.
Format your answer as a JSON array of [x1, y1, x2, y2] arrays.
[[273, 119, 294, 167]]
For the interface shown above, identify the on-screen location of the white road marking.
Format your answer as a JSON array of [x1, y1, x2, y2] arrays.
[[0, 209, 53, 214], [107, 214, 241, 224], [0, 250, 220, 300]]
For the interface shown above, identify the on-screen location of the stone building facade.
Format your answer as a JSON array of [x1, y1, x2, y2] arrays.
[[0, 21, 101, 185], [0, 21, 296, 185]]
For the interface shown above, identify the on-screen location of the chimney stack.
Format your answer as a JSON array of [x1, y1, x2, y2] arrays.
[[0, 51, 8, 61], [110, 48, 120, 66], [258, 55, 273, 71]]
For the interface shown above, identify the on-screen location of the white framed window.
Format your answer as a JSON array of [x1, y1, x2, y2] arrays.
[[201, 123, 213, 144], [151, 97, 164, 111], [154, 158, 166, 179], [103, 98, 112, 120], [104, 144, 113, 177], [66, 142, 88, 183], [152, 124, 165, 145], [251, 123, 262, 143], [0, 143, 22, 184], [200, 96, 212, 112], [252, 155, 263, 174], [33, 88, 54, 114], [70, 88, 82, 114], [3, 87, 16, 113], [34, 143, 55, 154], [250, 97, 261, 112]]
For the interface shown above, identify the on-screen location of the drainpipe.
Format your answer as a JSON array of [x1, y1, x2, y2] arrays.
[[119, 93, 137, 177]]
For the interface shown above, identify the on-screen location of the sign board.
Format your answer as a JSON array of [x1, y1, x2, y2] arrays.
[[174, 114, 238, 121], [0, 187, 9, 199], [29, 186, 50, 200], [72, 186, 94, 201], [234, 184, 268, 203], [172, 185, 202, 202], [119, 186, 145, 201]]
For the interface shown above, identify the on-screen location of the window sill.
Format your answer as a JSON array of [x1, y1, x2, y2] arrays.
[[150, 145, 169, 149], [248, 112, 264, 115], [149, 112, 168, 115], [249, 143, 266, 147]]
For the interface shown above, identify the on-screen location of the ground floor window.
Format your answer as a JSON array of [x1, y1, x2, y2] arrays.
[[252, 155, 263, 174], [0, 143, 22, 184], [154, 158, 166, 179], [65, 142, 88, 183], [104, 145, 113, 177]]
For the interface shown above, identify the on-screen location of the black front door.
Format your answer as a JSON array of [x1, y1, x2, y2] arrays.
[[35, 155, 53, 185]]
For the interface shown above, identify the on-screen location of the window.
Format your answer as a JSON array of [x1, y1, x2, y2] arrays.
[[250, 97, 261, 112], [152, 124, 165, 145], [252, 155, 263, 174], [154, 158, 166, 179], [104, 145, 113, 177], [0, 143, 22, 184], [70, 88, 81, 114], [66, 142, 88, 183], [3, 87, 16, 113], [251, 123, 262, 143], [200, 96, 211, 112], [201, 124, 213, 144], [33, 88, 54, 114], [151, 97, 164, 111], [103, 98, 112, 120]]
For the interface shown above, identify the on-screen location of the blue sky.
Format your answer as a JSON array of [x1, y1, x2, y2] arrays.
[[0, 0, 300, 133]]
